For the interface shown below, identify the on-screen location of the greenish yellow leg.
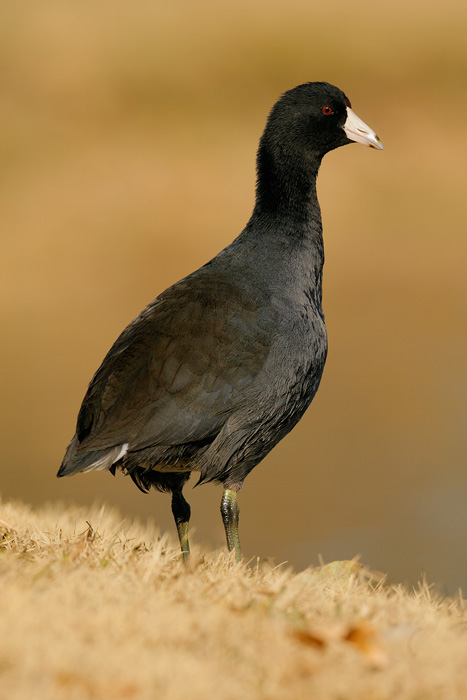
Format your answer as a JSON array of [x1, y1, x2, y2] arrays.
[[171, 490, 191, 560], [220, 489, 241, 561], [176, 520, 190, 560]]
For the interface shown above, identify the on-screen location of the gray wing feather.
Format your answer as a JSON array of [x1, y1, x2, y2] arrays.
[[70, 274, 273, 458]]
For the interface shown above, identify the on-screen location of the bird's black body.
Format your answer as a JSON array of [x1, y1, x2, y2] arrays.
[[59, 82, 382, 558]]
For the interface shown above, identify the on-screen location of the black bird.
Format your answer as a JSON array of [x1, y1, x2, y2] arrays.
[[58, 82, 382, 560]]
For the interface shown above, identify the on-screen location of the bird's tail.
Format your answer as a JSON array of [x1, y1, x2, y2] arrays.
[[57, 435, 128, 477]]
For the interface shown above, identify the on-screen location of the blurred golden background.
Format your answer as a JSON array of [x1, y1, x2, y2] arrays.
[[1, 0, 466, 591]]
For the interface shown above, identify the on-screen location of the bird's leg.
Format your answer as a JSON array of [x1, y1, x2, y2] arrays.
[[171, 488, 191, 560], [220, 488, 241, 561]]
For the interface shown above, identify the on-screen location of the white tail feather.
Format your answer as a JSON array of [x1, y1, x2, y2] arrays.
[[81, 443, 129, 473]]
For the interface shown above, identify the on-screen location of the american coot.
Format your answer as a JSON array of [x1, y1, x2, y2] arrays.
[[58, 82, 382, 560]]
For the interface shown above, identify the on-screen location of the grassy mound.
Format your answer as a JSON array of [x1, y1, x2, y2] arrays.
[[1, 498, 466, 699]]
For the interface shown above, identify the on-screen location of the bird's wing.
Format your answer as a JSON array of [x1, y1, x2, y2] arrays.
[[74, 272, 274, 454]]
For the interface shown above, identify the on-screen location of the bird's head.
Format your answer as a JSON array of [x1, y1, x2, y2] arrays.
[[263, 81, 383, 162]]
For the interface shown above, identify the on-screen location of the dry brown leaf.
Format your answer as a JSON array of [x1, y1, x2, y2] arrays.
[[345, 622, 389, 669], [292, 629, 327, 649], [255, 588, 276, 597]]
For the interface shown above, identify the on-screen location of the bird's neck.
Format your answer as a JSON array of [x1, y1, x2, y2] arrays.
[[253, 138, 323, 229], [239, 139, 325, 310]]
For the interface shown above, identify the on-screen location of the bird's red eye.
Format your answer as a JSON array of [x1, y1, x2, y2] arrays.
[[322, 106, 333, 115]]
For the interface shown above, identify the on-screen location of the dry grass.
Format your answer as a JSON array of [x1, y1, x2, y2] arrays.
[[1, 498, 467, 699]]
